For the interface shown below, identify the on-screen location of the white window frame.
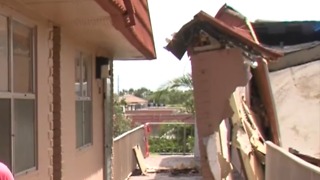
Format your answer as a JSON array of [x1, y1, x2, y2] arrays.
[[0, 15, 37, 175], [75, 52, 93, 149]]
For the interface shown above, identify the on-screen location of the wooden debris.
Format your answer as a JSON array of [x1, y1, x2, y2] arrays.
[[230, 94, 264, 180], [132, 145, 148, 175], [241, 100, 267, 164]]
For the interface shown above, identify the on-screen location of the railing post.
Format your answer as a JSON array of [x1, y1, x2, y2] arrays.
[[183, 124, 187, 155]]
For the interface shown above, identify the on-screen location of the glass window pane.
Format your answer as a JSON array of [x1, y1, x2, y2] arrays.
[[75, 55, 81, 97], [12, 21, 33, 93], [82, 55, 91, 97], [0, 99, 11, 169], [76, 101, 83, 148], [0, 16, 8, 92], [84, 101, 92, 145], [13, 99, 35, 173]]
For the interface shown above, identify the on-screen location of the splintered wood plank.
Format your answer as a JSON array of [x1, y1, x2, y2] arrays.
[[133, 145, 148, 175], [230, 94, 264, 180]]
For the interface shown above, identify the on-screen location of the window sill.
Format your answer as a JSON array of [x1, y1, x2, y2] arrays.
[[76, 143, 93, 153], [15, 167, 37, 177]]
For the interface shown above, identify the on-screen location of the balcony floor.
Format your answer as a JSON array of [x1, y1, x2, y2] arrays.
[[129, 154, 202, 180]]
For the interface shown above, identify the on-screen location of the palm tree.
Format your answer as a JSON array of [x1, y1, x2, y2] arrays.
[[158, 73, 200, 160], [157, 73, 195, 114], [160, 73, 193, 90]]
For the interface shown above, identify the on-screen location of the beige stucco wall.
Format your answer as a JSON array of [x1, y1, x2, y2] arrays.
[[60, 33, 104, 180], [1, 1, 107, 179], [0, 2, 53, 180]]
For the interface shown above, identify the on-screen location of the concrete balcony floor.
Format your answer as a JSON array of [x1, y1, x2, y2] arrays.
[[129, 154, 202, 180]]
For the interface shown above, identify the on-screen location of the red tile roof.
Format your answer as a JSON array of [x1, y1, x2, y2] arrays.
[[120, 94, 148, 104]]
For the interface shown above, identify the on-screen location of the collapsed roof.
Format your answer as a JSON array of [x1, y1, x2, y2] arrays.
[[253, 21, 320, 46], [165, 11, 283, 61]]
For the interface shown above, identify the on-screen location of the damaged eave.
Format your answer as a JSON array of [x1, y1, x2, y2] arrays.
[[95, 0, 157, 59], [165, 11, 283, 61]]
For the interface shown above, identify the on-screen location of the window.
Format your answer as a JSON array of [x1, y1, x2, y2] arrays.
[[0, 16, 36, 174], [75, 52, 92, 148]]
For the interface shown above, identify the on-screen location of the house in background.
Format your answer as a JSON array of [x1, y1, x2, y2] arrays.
[[119, 94, 149, 111], [118, 94, 194, 125], [0, 0, 155, 180]]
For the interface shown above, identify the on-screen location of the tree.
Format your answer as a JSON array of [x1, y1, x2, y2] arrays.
[[157, 73, 199, 156], [157, 73, 195, 114], [113, 95, 132, 137], [161, 73, 193, 90], [133, 87, 152, 99]]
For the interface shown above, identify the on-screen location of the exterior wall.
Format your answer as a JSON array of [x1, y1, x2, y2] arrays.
[[0, 2, 53, 180], [269, 60, 320, 158], [0, 1, 107, 180], [60, 33, 104, 180]]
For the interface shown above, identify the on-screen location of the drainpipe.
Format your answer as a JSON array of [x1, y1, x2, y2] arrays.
[[103, 60, 114, 180], [52, 26, 62, 180]]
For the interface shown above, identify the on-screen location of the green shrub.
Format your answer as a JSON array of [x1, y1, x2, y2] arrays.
[[148, 124, 195, 153]]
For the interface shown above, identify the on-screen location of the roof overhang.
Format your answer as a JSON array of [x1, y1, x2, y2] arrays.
[[267, 42, 320, 71], [165, 11, 283, 61], [19, 0, 156, 60]]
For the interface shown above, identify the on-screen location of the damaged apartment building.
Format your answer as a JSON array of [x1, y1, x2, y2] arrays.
[[165, 4, 320, 180]]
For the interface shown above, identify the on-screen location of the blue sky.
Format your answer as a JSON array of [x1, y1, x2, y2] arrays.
[[113, 0, 319, 92]]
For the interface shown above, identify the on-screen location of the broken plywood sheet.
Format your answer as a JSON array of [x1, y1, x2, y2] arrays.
[[266, 141, 320, 180], [190, 48, 251, 179], [269, 60, 320, 158], [133, 145, 148, 175]]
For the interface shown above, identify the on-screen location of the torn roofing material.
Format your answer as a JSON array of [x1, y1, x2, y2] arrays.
[[165, 11, 283, 61], [264, 41, 320, 71], [215, 4, 252, 40], [253, 20, 320, 46]]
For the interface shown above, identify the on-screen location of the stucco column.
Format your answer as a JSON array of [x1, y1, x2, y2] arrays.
[[190, 48, 250, 179]]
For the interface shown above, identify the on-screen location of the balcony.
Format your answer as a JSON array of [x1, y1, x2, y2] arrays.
[[113, 123, 201, 180]]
